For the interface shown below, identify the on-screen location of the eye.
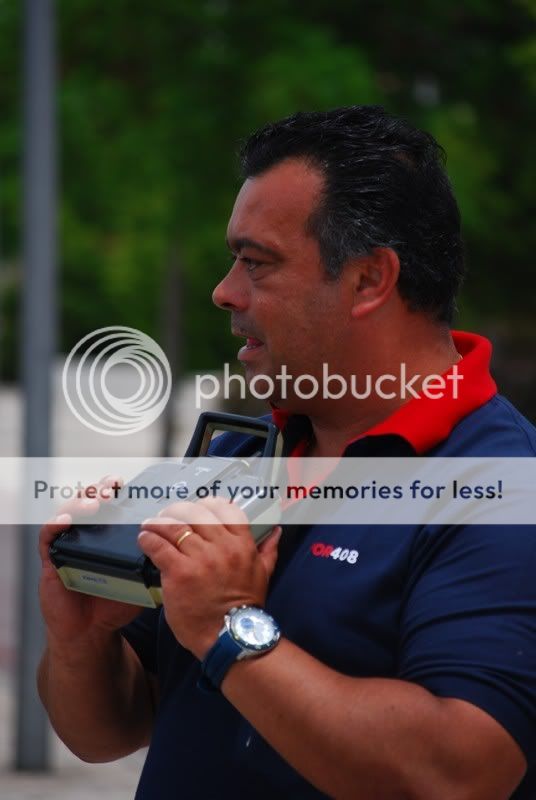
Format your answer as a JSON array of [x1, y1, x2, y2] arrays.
[[227, 252, 264, 272], [241, 257, 263, 272]]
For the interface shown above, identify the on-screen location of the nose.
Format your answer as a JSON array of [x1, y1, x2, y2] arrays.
[[212, 262, 249, 311]]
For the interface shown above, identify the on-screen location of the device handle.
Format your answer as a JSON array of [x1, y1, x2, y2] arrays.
[[184, 411, 282, 459]]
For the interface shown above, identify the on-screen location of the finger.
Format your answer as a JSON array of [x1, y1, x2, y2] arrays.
[[257, 526, 282, 576], [141, 517, 204, 556], [43, 476, 124, 566], [156, 501, 231, 543], [137, 529, 186, 572], [81, 475, 123, 502], [79, 483, 106, 500], [39, 513, 72, 564], [102, 474, 124, 490], [193, 496, 251, 536], [172, 526, 199, 556], [99, 475, 124, 500], [57, 475, 123, 517], [54, 494, 101, 518]]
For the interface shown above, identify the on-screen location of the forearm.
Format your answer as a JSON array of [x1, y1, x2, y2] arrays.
[[38, 630, 154, 762], [222, 639, 510, 800]]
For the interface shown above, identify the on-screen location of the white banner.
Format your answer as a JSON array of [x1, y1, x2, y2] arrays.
[[0, 456, 534, 527]]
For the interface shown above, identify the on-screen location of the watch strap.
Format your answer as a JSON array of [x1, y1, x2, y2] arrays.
[[198, 630, 243, 692]]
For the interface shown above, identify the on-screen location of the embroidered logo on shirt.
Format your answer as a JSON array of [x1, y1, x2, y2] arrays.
[[310, 542, 359, 565]]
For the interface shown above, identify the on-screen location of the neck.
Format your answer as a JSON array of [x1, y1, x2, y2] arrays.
[[299, 323, 460, 458]]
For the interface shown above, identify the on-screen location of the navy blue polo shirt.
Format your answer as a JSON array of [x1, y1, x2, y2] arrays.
[[123, 332, 536, 799]]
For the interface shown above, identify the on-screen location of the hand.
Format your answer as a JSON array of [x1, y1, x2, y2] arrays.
[[38, 475, 143, 647], [137, 496, 282, 660]]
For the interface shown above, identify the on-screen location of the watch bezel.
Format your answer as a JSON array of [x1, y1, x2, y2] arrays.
[[226, 605, 281, 653]]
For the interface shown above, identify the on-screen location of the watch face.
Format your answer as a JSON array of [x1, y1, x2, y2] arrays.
[[230, 607, 279, 649]]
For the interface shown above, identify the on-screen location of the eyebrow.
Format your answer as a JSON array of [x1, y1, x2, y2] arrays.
[[226, 236, 282, 260]]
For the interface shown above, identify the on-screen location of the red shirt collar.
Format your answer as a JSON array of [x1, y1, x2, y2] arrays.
[[271, 331, 497, 455]]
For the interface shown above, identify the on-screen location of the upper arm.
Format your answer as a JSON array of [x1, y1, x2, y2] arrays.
[[121, 636, 158, 747], [121, 607, 160, 674], [121, 607, 161, 746], [398, 524, 536, 797]]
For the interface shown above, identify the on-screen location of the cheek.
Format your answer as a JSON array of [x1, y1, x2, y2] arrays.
[[253, 293, 269, 311]]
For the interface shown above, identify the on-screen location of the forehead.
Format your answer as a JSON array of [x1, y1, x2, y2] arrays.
[[227, 159, 324, 249]]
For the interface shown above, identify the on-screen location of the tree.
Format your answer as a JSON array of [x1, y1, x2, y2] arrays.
[[0, 0, 534, 412]]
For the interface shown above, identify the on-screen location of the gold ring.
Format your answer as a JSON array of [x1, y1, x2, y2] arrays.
[[175, 528, 193, 551]]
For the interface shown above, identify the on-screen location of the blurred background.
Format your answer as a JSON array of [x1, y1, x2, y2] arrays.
[[1, 0, 536, 415], [0, 0, 534, 796]]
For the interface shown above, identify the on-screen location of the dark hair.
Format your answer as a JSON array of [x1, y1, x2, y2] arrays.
[[239, 106, 464, 324]]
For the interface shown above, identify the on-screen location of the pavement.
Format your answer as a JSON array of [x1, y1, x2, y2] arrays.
[[0, 666, 145, 798], [0, 367, 220, 798]]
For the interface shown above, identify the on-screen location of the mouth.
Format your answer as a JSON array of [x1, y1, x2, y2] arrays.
[[233, 329, 265, 362], [244, 337, 263, 350]]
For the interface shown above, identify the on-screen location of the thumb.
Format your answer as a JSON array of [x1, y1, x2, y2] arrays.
[[258, 525, 282, 576]]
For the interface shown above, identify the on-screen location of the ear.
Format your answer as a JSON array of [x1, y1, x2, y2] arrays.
[[350, 247, 400, 319]]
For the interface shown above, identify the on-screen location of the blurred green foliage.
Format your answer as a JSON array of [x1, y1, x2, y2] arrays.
[[0, 0, 534, 381]]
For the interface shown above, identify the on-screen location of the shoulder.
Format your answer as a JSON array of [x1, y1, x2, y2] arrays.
[[431, 395, 536, 456]]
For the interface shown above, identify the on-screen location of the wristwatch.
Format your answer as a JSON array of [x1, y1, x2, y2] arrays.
[[199, 605, 281, 691]]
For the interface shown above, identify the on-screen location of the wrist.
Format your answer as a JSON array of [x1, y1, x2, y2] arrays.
[[46, 627, 119, 667], [192, 629, 224, 663], [198, 605, 281, 692]]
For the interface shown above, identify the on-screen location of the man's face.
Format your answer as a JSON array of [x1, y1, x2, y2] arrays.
[[212, 159, 354, 410]]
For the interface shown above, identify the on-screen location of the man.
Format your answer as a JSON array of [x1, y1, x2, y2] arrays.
[[38, 106, 535, 799]]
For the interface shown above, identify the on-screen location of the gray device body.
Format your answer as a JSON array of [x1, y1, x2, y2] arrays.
[[49, 413, 282, 607]]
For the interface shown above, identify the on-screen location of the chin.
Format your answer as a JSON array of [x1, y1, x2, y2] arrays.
[[245, 373, 275, 399]]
